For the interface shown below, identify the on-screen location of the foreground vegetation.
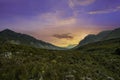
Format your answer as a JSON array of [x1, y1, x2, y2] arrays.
[[0, 38, 120, 80]]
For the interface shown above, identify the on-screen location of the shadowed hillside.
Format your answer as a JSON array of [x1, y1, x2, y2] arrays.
[[0, 38, 120, 80], [0, 29, 64, 50], [77, 28, 120, 47]]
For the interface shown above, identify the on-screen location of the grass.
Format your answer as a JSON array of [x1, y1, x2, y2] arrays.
[[0, 38, 120, 80]]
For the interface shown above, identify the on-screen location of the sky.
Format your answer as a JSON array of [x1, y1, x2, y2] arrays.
[[0, 0, 120, 47]]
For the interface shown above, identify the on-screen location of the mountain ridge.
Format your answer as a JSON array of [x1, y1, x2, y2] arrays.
[[76, 27, 120, 48], [0, 29, 64, 50]]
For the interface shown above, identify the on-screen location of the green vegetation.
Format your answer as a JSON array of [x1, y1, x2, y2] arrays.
[[0, 29, 63, 50], [0, 38, 120, 80], [78, 28, 120, 46]]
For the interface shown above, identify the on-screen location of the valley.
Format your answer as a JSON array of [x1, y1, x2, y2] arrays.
[[0, 38, 120, 80]]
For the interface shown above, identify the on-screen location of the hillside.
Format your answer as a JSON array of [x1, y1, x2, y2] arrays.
[[0, 29, 63, 50], [77, 38, 120, 52], [77, 28, 120, 46], [104, 28, 120, 40], [0, 38, 120, 80]]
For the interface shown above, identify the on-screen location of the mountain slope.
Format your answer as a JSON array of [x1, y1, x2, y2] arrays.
[[0, 38, 120, 80], [78, 34, 96, 46], [104, 28, 120, 40], [77, 38, 120, 52], [0, 29, 63, 50], [77, 27, 120, 46]]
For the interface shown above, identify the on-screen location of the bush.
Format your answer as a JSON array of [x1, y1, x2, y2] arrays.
[[115, 48, 120, 55]]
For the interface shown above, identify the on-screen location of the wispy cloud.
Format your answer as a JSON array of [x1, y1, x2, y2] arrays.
[[53, 33, 74, 40], [68, 0, 95, 8], [88, 6, 120, 14], [68, 0, 95, 17], [38, 11, 77, 27]]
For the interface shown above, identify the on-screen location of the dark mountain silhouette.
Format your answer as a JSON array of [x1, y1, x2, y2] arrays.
[[0, 29, 63, 50], [76, 27, 120, 47], [104, 28, 120, 40]]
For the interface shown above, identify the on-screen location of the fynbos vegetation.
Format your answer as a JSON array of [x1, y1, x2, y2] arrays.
[[0, 38, 120, 80]]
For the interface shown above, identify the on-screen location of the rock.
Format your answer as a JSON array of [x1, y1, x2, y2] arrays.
[[4, 52, 12, 59], [64, 71, 75, 80], [107, 76, 115, 80]]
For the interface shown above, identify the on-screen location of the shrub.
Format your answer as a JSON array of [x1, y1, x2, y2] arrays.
[[115, 48, 120, 55]]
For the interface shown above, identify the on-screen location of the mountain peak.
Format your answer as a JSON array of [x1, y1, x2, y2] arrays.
[[0, 29, 15, 34], [2, 29, 14, 32], [0, 29, 63, 50]]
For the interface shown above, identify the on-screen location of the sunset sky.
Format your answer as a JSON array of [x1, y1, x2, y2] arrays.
[[0, 0, 120, 47]]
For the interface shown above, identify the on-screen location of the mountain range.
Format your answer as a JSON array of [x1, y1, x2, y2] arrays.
[[76, 27, 120, 47], [0, 28, 120, 49], [0, 29, 63, 50], [0, 28, 120, 80]]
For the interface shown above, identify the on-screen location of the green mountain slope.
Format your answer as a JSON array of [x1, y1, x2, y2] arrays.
[[104, 28, 120, 40], [0, 38, 120, 80], [77, 38, 120, 52], [78, 28, 120, 46], [78, 34, 96, 46], [0, 29, 63, 50]]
